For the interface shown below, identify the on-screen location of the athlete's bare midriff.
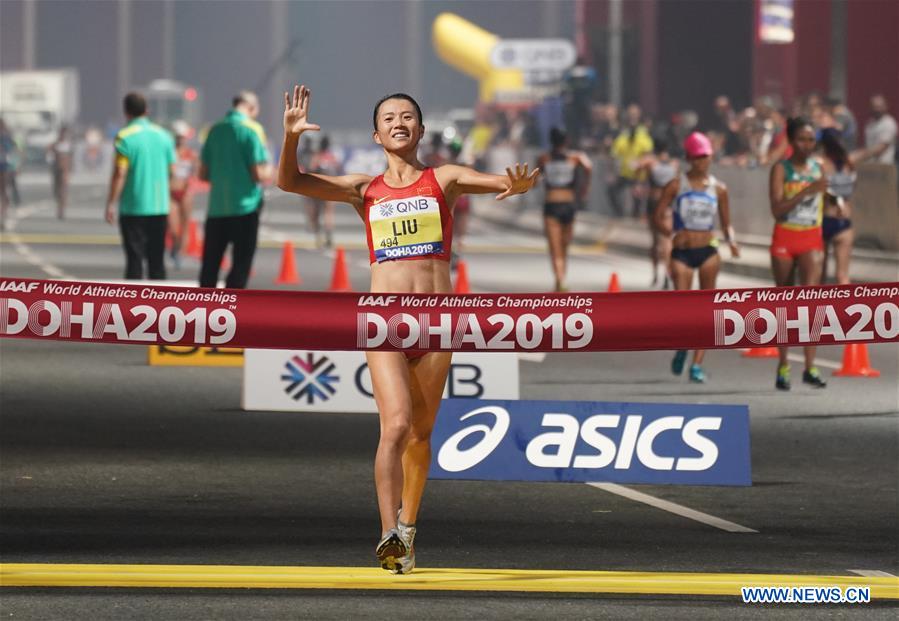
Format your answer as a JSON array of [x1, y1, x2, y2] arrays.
[[369, 258, 452, 294], [672, 229, 715, 250], [546, 187, 577, 204]]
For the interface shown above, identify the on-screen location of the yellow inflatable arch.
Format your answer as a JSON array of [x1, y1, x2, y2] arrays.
[[431, 12, 524, 103]]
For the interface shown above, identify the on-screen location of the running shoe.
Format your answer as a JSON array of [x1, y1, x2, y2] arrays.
[[689, 364, 706, 383], [391, 509, 416, 575], [802, 367, 827, 388], [671, 350, 687, 375], [776, 365, 791, 391], [375, 528, 407, 572]]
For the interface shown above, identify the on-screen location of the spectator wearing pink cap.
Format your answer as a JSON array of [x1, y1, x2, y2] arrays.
[[654, 131, 740, 383]]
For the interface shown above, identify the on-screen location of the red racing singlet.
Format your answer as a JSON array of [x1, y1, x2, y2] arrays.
[[363, 167, 453, 264]]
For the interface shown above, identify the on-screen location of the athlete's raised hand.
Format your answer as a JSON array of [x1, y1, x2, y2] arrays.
[[496, 163, 540, 200], [283, 85, 321, 135]]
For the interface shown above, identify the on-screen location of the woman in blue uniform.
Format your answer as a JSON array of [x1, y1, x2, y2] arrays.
[[654, 132, 739, 382]]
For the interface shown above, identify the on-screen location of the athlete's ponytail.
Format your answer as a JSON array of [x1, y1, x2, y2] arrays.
[[819, 127, 848, 168]]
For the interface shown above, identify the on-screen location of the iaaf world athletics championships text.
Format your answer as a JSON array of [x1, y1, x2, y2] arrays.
[[358, 294, 594, 309], [41, 282, 238, 306]]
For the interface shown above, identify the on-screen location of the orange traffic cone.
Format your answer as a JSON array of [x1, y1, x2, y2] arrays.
[[833, 343, 881, 377], [454, 260, 471, 293], [607, 272, 621, 293], [329, 247, 352, 291], [186, 220, 203, 259], [275, 241, 301, 285], [742, 346, 780, 358]]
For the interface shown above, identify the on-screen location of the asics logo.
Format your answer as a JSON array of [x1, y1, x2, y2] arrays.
[[437, 406, 510, 472], [436, 406, 726, 473]]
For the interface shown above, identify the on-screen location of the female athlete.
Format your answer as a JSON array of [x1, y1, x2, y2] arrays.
[[277, 85, 539, 573], [168, 121, 198, 268], [642, 139, 679, 288], [655, 132, 739, 383], [768, 117, 828, 390], [818, 128, 874, 285], [306, 135, 342, 248], [536, 127, 592, 292]]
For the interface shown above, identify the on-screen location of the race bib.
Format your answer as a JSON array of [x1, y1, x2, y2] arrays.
[[677, 193, 716, 231], [369, 196, 444, 262], [784, 182, 821, 227]]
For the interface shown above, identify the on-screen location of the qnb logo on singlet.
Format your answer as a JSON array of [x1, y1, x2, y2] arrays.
[[369, 196, 444, 262]]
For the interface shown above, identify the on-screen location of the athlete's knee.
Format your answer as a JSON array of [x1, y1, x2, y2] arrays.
[[406, 422, 434, 446], [380, 414, 412, 445]]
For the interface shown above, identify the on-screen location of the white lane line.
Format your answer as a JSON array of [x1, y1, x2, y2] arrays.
[[258, 223, 289, 244], [786, 353, 841, 370], [849, 569, 898, 578], [4, 199, 76, 280], [587, 482, 758, 533], [42, 265, 66, 278]]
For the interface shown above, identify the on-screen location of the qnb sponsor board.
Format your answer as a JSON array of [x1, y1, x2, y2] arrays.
[[490, 39, 577, 71], [148, 345, 243, 367], [242, 350, 519, 413], [429, 400, 751, 486], [2, 278, 897, 352]]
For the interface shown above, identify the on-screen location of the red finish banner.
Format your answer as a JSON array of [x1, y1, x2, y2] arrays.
[[1, 278, 897, 352]]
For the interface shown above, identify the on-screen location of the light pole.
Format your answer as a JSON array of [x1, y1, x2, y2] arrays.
[[118, 0, 132, 97], [608, 0, 623, 108], [162, 0, 175, 79], [23, 0, 37, 69]]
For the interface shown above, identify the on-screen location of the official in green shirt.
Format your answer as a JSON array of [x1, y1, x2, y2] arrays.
[[198, 90, 272, 288], [105, 92, 176, 279]]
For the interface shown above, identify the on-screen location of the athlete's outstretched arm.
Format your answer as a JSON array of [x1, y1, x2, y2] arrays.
[[439, 163, 539, 201], [277, 85, 370, 205]]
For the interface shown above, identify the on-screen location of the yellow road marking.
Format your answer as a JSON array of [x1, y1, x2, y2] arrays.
[[0, 235, 606, 256], [1, 564, 897, 598]]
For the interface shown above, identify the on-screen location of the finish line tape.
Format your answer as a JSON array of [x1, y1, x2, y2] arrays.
[[1, 278, 897, 352]]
